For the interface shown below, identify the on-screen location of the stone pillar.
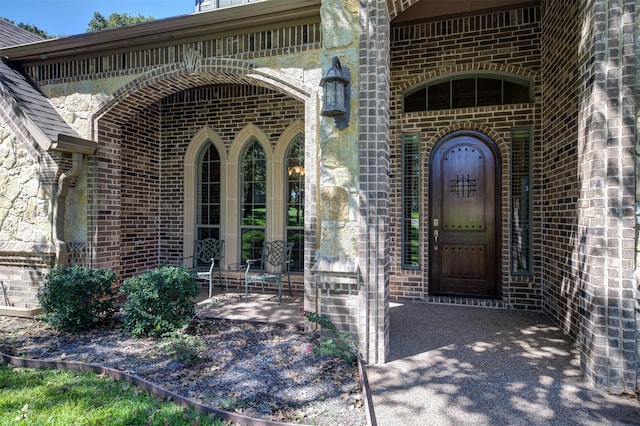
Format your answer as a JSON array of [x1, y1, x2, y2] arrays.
[[311, 0, 390, 365], [312, 0, 365, 356], [578, 0, 637, 393]]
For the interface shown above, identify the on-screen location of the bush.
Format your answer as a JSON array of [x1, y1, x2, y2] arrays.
[[303, 310, 358, 364], [37, 265, 117, 332], [160, 328, 210, 366], [120, 265, 198, 337]]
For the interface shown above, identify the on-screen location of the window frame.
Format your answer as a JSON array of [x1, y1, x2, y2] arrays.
[[403, 72, 532, 113], [284, 134, 305, 272], [239, 138, 268, 263], [196, 142, 222, 244], [510, 127, 533, 276], [401, 133, 421, 269]]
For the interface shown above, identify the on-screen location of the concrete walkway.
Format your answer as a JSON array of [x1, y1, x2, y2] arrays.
[[366, 302, 640, 426], [196, 290, 640, 425]]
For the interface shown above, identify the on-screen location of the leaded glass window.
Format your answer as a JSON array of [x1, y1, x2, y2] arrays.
[[285, 135, 305, 271], [511, 128, 532, 274], [197, 143, 221, 245], [402, 134, 420, 268], [240, 139, 266, 262]]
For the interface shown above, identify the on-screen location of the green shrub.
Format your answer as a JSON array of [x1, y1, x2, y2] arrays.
[[37, 265, 117, 332], [160, 328, 209, 366], [303, 310, 358, 364], [120, 265, 198, 337]]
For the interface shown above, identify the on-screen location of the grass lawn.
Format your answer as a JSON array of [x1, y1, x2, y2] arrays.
[[0, 364, 224, 426]]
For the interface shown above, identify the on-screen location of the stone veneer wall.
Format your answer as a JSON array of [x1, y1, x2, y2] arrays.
[[305, 0, 391, 364], [4, 6, 323, 307], [0, 119, 57, 308], [389, 5, 542, 309]]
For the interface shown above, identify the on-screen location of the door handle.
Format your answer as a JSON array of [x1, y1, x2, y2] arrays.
[[433, 229, 439, 243]]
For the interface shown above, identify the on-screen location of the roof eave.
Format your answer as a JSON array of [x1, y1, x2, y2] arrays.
[[0, 0, 321, 62], [51, 134, 98, 155]]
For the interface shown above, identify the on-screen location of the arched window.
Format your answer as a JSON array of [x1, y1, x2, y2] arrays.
[[197, 143, 221, 243], [285, 135, 305, 271], [240, 139, 267, 262], [403, 73, 531, 112]]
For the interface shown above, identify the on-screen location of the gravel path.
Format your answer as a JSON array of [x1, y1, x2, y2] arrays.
[[0, 313, 366, 425]]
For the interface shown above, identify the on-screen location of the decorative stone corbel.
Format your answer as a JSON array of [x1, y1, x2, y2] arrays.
[[50, 135, 98, 266]]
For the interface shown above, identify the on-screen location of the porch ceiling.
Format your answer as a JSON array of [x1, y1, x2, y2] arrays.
[[389, 0, 536, 23]]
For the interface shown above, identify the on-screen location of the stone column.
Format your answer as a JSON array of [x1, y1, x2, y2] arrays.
[[311, 0, 390, 364], [311, 0, 363, 355]]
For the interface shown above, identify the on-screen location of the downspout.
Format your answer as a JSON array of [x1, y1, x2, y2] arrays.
[[53, 152, 85, 266]]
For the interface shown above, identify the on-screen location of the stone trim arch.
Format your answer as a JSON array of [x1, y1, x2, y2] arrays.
[[183, 127, 227, 261], [92, 58, 316, 130], [274, 120, 305, 160], [88, 54, 319, 294]]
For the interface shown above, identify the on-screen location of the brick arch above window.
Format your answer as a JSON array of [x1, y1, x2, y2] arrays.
[[396, 63, 538, 95], [426, 123, 507, 159], [388, 0, 420, 21]]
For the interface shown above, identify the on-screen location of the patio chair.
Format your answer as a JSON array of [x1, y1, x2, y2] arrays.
[[184, 238, 225, 297], [244, 240, 294, 304]]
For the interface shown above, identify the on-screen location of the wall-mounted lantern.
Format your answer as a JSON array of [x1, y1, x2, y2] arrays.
[[320, 56, 350, 130]]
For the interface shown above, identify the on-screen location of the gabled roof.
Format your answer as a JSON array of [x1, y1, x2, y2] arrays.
[[0, 20, 97, 154], [0, 18, 43, 48]]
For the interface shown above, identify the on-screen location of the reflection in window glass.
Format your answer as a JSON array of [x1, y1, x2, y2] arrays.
[[511, 128, 532, 274], [285, 135, 305, 271], [197, 143, 221, 245], [402, 134, 420, 269], [452, 78, 475, 109], [404, 73, 531, 112], [476, 78, 502, 106], [404, 88, 426, 112], [240, 139, 266, 262], [427, 81, 450, 110], [504, 79, 530, 104]]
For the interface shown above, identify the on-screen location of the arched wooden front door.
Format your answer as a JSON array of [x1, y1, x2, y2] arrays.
[[429, 131, 500, 298]]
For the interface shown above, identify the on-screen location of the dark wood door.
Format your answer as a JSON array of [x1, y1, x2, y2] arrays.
[[429, 132, 499, 298]]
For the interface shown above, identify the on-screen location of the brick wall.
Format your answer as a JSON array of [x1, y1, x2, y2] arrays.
[[93, 85, 305, 286], [550, 0, 637, 393], [120, 103, 161, 277], [389, 5, 542, 309], [0, 245, 54, 308], [539, 0, 581, 339], [355, 0, 391, 364]]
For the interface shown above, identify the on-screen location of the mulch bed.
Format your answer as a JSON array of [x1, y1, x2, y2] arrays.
[[0, 312, 366, 425]]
